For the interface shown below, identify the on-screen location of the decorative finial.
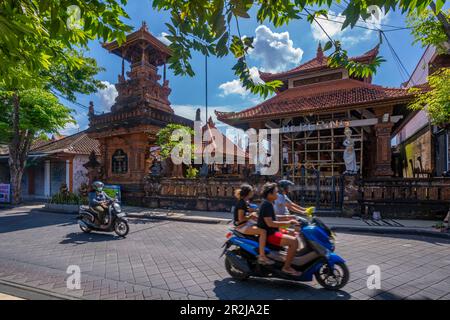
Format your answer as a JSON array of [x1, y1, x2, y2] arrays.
[[141, 21, 148, 31], [317, 43, 324, 61], [88, 101, 94, 116], [195, 108, 201, 122]]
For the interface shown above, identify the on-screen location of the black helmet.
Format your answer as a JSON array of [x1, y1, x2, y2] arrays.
[[92, 181, 104, 192], [278, 180, 294, 192]]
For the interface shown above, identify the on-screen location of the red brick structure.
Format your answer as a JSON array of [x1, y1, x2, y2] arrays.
[[87, 23, 192, 202]]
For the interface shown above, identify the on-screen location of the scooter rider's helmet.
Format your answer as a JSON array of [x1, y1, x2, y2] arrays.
[[278, 180, 295, 193], [92, 181, 104, 192]]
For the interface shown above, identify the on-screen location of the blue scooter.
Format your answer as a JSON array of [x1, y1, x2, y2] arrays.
[[221, 215, 349, 290]]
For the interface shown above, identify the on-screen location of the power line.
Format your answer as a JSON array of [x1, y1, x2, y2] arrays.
[[303, 6, 411, 32], [51, 89, 101, 115], [298, 12, 404, 33], [381, 31, 413, 83]]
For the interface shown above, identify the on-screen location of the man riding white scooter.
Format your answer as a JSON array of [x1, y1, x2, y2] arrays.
[[90, 181, 113, 224]]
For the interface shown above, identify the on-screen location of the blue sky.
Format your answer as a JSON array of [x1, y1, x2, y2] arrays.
[[61, 1, 435, 135]]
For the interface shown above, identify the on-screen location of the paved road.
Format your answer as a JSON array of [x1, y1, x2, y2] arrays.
[[0, 206, 449, 300]]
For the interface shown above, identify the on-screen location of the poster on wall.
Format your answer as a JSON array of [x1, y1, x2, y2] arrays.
[[0, 184, 11, 203], [104, 185, 121, 201]]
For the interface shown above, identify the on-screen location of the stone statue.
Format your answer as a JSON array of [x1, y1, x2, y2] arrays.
[[343, 127, 359, 175]]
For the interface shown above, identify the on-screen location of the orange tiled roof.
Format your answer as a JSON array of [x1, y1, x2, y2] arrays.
[[0, 132, 100, 156], [31, 132, 100, 155], [259, 44, 380, 82], [216, 78, 415, 123]]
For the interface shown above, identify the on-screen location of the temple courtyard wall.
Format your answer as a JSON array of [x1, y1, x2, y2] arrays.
[[134, 175, 450, 220]]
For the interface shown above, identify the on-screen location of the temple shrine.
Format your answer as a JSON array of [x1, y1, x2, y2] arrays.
[[87, 22, 192, 202], [216, 44, 415, 179]]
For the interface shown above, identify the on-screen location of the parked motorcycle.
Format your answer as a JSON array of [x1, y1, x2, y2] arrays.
[[221, 215, 349, 290], [78, 197, 129, 237]]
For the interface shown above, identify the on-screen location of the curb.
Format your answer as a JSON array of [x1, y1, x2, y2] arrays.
[[127, 214, 231, 225], [131, 214, 450, 239], [34, 208, 450, 239], [0, 279, 82, 300], [331, 226, 450, 240]]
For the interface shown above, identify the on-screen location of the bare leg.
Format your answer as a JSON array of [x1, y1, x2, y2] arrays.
[[280, 235, 300, 275], [237, 226, 273, 264]]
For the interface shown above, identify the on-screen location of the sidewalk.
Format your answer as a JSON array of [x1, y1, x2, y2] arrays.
[[124, 206, 450, 239]]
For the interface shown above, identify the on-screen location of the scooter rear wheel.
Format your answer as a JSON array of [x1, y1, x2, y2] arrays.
[[225, 254, 249, 281], [79, 223, 91, 234], [314, 261, 349, 291]]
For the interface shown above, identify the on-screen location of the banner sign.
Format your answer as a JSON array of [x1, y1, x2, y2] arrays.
[[0, 184, 11, 203], [104, 185, 121, 201]]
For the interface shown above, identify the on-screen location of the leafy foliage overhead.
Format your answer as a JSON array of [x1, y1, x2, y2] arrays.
[[0, 0, 131, 90], [152, 0, 448, 96]]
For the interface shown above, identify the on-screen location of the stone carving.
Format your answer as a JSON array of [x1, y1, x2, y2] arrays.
[[343, 127, 359, 175]]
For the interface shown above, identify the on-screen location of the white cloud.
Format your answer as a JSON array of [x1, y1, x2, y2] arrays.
[[218, 67, 263, 97], [59, 122, 80, 136], [249, 25, 303, 73], [311, 10, 387, 47], [157, 32, 171, 46], [96, 81, 118, 111]]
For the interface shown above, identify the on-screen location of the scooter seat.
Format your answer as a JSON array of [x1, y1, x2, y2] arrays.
[[232, 229, 283, 251]]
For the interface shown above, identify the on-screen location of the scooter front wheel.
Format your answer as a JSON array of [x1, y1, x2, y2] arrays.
[[314, 261, 349, 291], [114, 219, 129, 237]]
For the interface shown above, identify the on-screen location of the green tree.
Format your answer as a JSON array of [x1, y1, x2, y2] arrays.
[[0, 89, 74, 204], [151, 0, 449, 96], [156, 124, 196, 178], [0, 0, 131, 89], [156, 124, 195, 160], [409, 68, 450, 126], [407, 9, 450, 125], [0, 0, 131, 204]]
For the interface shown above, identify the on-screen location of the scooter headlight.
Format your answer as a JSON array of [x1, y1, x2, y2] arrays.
[[113, 202, 122, 213]]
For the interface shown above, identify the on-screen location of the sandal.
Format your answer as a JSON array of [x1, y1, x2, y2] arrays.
[[282, 268, 301, 277], [257, 257, 275, 265]]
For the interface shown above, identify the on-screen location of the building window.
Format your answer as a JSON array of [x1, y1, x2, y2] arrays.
[[112, 149, 128, 174]]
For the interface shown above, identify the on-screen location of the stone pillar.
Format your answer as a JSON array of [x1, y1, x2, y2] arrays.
[[44, 160, 51, 197], [373, 122, 394, 176], [65, 160, 71, 192]]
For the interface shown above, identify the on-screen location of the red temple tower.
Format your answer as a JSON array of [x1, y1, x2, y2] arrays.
[[87, 22, 192, 202]]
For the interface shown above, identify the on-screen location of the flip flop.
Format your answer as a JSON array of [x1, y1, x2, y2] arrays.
[[282, 268, 302, 277], [257, 258, 275, 265]]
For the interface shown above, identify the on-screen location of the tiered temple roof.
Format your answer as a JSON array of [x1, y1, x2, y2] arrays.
[[216, 44, 416, 126]]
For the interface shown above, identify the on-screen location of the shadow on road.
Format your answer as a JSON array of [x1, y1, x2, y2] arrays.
[[213, 277, 351, 300], [59, 232, 124, 245], [339, 231, 450, 246], [0, 210, 76, 234]]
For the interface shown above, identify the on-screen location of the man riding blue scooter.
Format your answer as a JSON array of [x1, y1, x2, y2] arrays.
[[222, 181, 349, 290], [275, 180, 314, 217]]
